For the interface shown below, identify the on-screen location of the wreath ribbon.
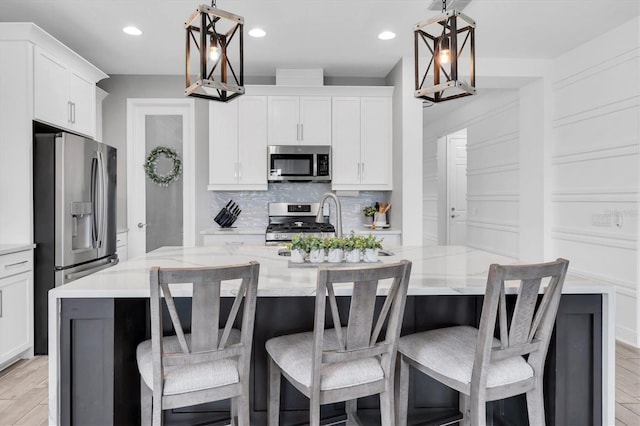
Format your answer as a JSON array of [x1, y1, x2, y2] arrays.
[[144, 146, 182, 187]]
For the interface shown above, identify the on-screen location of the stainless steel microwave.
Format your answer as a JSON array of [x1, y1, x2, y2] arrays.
[[267, 145, 331, 182]]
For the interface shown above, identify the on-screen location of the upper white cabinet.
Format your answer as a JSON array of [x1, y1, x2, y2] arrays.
[[209, 96, 268, 190], [34, 46, 96, 138], [268, 96, 331, 145], [332, 96, 392, 190], [0, 23, 107, 245]]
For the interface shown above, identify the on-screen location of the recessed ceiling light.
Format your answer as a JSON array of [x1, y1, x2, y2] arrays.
[[248, 28, 266, 38], [378, 31, 396, 40], [122, 26, 142, 36]]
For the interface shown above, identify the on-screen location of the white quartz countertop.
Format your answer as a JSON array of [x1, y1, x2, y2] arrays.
[[0, 243, 35, 256], [48, 245, 611, 299], [201, 227, 402, 235], [201, 227, 266, 235]]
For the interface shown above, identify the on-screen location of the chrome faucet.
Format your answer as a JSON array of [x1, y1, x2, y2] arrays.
[[316, 192, 343, 238]]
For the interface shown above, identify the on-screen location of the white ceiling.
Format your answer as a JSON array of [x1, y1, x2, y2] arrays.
[[1, 0, 639, 78]]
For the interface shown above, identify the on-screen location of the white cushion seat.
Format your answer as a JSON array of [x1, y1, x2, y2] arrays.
[[137, 330, 241, 396], [398, 325, 533, 389], [266, 328, 384, 391]]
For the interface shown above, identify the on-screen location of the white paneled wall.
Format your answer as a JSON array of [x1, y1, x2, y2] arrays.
[[423, 135, 438, 245], [466, 97, 519, 257], [422, 17, 640, 345], [550, 17, 640, 345], [423, 90, 520, 256]]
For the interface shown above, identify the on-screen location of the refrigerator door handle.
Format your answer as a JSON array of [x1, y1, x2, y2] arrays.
[[91, 157, 99, 247], [65, 257, 118, 282], [96, 150, 107, 249]]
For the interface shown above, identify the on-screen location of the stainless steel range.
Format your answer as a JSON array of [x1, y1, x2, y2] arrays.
[[265, 202, 336, 245]]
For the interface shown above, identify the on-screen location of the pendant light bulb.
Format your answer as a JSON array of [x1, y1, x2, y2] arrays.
[[209, 35, 220, 61], [438, 36, 451, 65]]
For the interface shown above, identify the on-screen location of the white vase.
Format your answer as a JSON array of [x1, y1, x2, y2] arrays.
[[327, 248, 344, 263], [363, 248, 379, 263], [290, 249, 306, 263], [309, 248, 325, 263], [345, 249, 361, 263]]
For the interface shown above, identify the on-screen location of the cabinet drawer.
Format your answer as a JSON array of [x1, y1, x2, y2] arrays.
[[0, 250, 33, 279]]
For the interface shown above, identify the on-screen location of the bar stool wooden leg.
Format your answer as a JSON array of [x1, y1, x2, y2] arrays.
[[394, 356, 409, 426], [268, 357, 281, 426], [140, 378, 152, 426]]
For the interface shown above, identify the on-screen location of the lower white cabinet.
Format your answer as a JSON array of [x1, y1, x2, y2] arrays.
[[203, 233, 265, 246], [0, 249, 33, 368], [116, 231, 128, 262]]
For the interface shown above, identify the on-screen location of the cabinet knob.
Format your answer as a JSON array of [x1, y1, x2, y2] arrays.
[[137, 222, 147, 229]]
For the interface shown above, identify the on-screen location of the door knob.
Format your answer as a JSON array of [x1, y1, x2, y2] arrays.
[[137, 222, 147, 228]]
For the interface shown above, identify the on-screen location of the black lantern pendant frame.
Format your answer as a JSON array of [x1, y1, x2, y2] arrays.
[[414, 9, 476, 103], [185, 3, 244, 102]]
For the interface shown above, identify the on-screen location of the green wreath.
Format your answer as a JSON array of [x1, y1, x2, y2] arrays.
[[144, 146, 182, 187]]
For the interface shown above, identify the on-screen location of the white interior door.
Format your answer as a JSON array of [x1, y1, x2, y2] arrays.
[[446, 129, 467, 245], [127, 99, 195, 259]]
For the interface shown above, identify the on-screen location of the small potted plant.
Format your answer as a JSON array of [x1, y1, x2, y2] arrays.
[[362, 234, 383, 262], [362, 206, 377, 224], [307, 235, 325, 263], [326, 236, 345, 263], [344, 232, 361, 263], [287, 234, 307, 263]]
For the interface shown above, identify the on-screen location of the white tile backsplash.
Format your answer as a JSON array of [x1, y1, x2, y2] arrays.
[[210, 183, 390, 232]]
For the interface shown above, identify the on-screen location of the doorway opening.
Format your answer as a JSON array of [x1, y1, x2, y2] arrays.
[[438, 128, 467, 245], [126, 99, 195, 258]]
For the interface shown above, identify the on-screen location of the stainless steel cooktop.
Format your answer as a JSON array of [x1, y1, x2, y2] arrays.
[[265, 202, 335, 245]]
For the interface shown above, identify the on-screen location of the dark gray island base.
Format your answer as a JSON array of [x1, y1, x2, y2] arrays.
[[59, 294, 602, 426]]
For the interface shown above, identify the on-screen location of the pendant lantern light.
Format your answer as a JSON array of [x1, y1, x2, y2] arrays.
[[414, 0, 476, 102], [185, 0, 244, 102]]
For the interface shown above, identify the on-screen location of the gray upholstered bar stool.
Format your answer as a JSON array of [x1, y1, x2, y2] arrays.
[[266, 260, 412, 426], [395, 259, 569, 426], [136, 261, 260, 426]]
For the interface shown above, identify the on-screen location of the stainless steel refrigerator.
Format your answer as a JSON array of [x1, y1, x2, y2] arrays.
[[33, 130, 118, 354]]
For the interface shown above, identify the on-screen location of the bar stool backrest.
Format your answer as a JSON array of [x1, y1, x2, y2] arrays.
[[149, 261, 260, 398], [311, 260, 413, 390], [473, 258, 569, 394]]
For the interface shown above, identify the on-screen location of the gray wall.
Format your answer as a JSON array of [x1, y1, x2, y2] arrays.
[[98, 75, 210, 245]]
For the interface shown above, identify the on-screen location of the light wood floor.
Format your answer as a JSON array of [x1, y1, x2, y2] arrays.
[[0, 355, 48, 426], [1, 342, 640, 425]]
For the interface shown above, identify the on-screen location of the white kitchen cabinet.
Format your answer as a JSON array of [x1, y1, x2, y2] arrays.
[[0, 249, 33, 368], [209, 96, 268, 190], [0, 23, 107, 245], [116, 231, 128, 262], [268, 96, 331, 145], [34, 46, 97, 138], [332, 96, 392, 190]]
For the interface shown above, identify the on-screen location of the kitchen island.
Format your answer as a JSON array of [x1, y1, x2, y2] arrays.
[[48, 245, 614, 425]]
